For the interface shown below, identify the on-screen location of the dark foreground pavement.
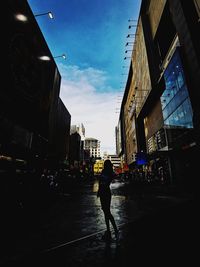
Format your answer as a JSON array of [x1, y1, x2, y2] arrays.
[[1, 181, 197, 266], [19, 201, 197, 266]]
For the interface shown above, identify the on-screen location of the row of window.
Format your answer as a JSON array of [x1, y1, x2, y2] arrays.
[[147, 48, 194, 153], [161, 49, 193, 129]]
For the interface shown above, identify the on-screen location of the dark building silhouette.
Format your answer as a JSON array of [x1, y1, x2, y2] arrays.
[[69, 132, 81, 166], [2, 0, 71, 169]]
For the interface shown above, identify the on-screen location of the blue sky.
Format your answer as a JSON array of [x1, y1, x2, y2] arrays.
[[28, 0, 141, 154]]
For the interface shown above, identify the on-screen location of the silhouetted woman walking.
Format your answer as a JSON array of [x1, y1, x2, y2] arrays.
[[97, 159, 119, 241]]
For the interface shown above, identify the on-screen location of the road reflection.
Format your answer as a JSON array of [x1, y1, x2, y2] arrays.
[[9, 178, 139, 262]]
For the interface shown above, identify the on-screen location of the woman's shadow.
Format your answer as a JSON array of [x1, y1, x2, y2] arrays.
[[103, 235, 121, 265]]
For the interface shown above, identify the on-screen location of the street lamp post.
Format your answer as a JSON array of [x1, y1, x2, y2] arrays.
[[128, 24, 137, 29], [53, 54, 67, 60], [127, 34, 137, 38], [38, 54, 66, 61], [128, 19, 137, 22], [126, 42, 134, 46], [34, 11, 54, 19]]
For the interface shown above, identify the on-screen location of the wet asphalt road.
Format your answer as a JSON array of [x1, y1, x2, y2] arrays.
[[1, 177, 196, 266]]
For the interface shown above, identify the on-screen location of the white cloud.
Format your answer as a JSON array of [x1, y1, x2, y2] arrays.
[[58, 64, 120, 155]]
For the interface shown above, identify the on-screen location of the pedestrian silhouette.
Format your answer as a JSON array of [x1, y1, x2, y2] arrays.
[[97, 159, 119, 241]]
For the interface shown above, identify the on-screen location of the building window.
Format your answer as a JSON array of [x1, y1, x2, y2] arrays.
[[161, 48, 193, 129]]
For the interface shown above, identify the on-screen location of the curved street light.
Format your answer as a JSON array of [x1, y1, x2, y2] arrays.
[[128, 19, 137, 22], [126, 42, 134, 46], [38, 54, 66, 61], [34, 11, 54, 19], [127, 34, 137, 38], [128, 24, 137, 29], [53, 54, 67, 60]]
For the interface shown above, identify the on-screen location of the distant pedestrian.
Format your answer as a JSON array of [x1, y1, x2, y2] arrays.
[[97, 159, 119, 241]]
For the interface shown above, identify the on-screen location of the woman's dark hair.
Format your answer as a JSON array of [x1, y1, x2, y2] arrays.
[[103, 159, 113, 175]]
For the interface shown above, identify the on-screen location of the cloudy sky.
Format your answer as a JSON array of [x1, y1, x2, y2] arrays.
[[28, 0, 141, 155]]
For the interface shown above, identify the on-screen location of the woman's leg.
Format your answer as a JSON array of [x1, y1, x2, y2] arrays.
[[101, 193, 118, 237], [103, 209, 118, 233], [109, 212, 118, 233], [100, 194, 111, 231], [103, 211, 111, 232]]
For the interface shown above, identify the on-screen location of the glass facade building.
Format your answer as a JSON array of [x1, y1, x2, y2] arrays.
[[161, 49, 193, 129]]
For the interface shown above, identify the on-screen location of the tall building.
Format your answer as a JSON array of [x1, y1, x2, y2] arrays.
[[84, 138, 101, 158], [117, 0, 200, 188], [70, 123, 85, 165], [4, 0, 71, 169], [105, 154, 121, 170], [69, 132, 81, 166], [70, 123, 85, 141]]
